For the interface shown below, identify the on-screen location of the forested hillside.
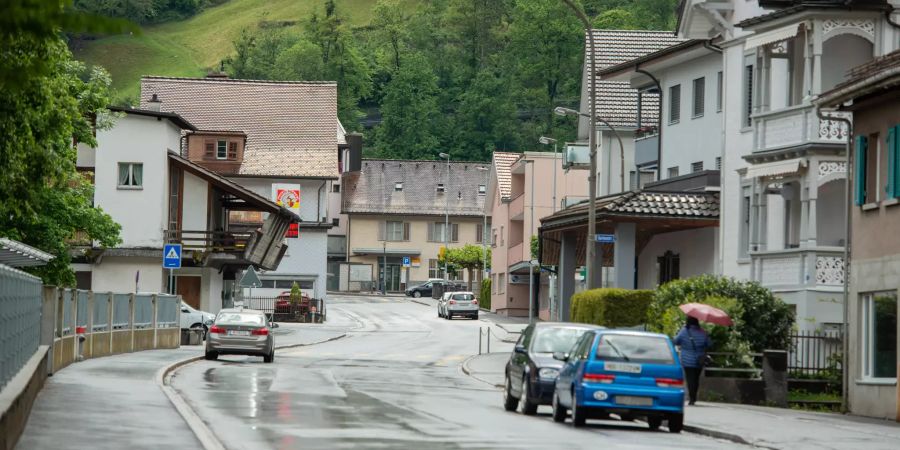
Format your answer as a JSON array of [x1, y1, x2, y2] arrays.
[[73, 0, 677, 161]]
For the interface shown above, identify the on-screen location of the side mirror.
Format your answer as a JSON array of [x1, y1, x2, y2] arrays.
[[181, 308, 189, 313], [552, 351, 568, 361], [514, 344, 527, 354]]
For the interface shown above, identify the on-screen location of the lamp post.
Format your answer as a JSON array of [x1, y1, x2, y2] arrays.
[[477, 166, 490, 286], [523, 159, 536, 324], [559, 0, 598, 289], [539, 136, 559, 212], [382, 240, 387, 295], [439, 152, 451, 282]]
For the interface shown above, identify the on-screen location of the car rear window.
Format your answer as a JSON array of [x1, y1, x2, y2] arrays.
[[531, 327, 590, 354], [452, 293, 474, 301], [216, 313, 265, 326], [595, 334, 674, 364]]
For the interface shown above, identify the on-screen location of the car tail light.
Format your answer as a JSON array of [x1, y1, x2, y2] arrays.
[[209, 325, 225, 334], [449, 300, 456, 305], [583, 373, 616, 384], [655, 378, 683, 388], [472, 299, 478, 305], [251, 328, 269, 336]]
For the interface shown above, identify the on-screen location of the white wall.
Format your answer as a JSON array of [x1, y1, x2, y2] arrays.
[[202, 267, 224, 313], [94, 114, 182, 248], [234, 177, 329, 223], [182, 172, 209, 231], [817, 180, 846, 246], [268, 231, 329, 299], [598, 130, 636, 196], [91, 256, 164, 294], [637, 228, 718, 289]]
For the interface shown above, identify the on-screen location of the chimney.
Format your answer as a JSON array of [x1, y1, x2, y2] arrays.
[[147, 94, 162, 112], [346, 133, 363, 172]]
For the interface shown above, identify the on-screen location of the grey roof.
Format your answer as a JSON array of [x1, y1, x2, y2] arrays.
[[342, 159, 491, 216], [606, 190, 720, 218], [0, 238, 54, 267], [587, 30, 685, 128]]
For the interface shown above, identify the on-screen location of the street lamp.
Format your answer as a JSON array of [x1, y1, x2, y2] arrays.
[[477, 166, 490, 287], [538, 136, 559, 213], [522, 159, 536, 324], [438, 152, 451, 282], [554, 107, 626, 194]]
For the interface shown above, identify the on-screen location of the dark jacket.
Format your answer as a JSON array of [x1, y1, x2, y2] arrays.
[[674, 325, 712, 368]]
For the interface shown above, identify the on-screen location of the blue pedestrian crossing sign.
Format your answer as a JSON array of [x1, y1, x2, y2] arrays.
[[163, 244, 182, 269], [402, 256, 411, 267]]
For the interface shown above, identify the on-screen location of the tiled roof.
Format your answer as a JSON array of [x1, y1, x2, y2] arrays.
[[605, 190, 720, 218], [341, 159, 491, 216], [738, 0, 888, 28], [140, 76, 339, 178], [492, 151, 522, 201], [817, 49, 900, 107], [587, 30, 685, 128]]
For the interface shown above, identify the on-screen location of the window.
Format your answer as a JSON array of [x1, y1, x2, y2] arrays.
[[658, 251, 680, 285], [168, 167, 180, 231], [596, 334, 674, 364], [888, 126, 900, 199], [395, 182, 403, 192], [861, 291, 897, 379], [478, 184, 486, 195], [429, 222, 459, 242], [118, 163, 143, 188], [492, 228, 498, 247], [669, 84, 681, 124], [856, 134, 884, 205], [716, 156, 722, 170], [332, 218, 340, 227], [740, 187, 751, 258], [332, 184, 341, 193], [476, 223, 488, 243], [436, 183, 445, 193], [692, 77, 705, 118], [217, 140, 227, 159], [744, 64, 754, 128], [382, 220, 409, 241], [691, 161, 704, 173], [498, 273, 505, 294], [667, 166, 679, 179], [716, 71, 723, 112], [629, 171, 637, 190], [428, 259, 441, 279], [500, 225, 505, 246]]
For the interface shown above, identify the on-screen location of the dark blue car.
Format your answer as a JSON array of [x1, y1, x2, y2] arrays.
[[551, 329, 685, 432]]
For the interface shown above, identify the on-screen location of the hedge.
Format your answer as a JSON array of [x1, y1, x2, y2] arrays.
[[570, 288, 654, 328], [479, 279, 491, 310]]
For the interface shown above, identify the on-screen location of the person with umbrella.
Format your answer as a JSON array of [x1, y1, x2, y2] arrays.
[[674, 303, 731, 405]]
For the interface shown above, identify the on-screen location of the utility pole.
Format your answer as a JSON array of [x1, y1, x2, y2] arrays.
[[439, 152, 451, 281]]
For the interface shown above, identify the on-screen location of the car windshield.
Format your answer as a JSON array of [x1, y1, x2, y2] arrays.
[[216, 313, 265, 326], [595, 334, 674, 364], [531, 327, 589, 354], [452, 293, 474, 301]]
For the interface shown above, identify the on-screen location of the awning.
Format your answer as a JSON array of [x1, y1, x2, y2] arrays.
[[0, 238, 54, 267], [744, 159, 805, 179], [352, 248, 422, 256], [744, 23, 802, 50]]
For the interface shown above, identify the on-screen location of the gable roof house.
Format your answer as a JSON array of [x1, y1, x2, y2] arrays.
[[140, 75, 344, 301]]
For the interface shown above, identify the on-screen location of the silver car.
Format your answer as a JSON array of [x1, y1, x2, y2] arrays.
[[441, 291, 479, 320], [205, 308, 275, 363]]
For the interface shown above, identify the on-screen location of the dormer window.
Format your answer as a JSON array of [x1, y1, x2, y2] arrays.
[[478, 185, 486, 195], [437, 183, 445, 193], [204, 138, 239, 161], [395, 182, 403, 192], [217, 140, 227, 159]]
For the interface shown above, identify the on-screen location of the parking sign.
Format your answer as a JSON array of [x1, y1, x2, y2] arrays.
[[402, 256, 411, 267]]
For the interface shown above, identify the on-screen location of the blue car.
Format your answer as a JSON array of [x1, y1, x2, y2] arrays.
[[551, 329, 685, 432]]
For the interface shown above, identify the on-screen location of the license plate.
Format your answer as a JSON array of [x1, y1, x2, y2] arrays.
[[605, 362, 641, 373], [616, 396, 653, 406], [227, 330, 250, 336]]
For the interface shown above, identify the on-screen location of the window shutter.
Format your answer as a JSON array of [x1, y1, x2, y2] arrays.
[[693, 77, 705, 117], [403, 222, 410, 241], [228, 142, 238, 159], [888, 125, 900, 199], [855, 135, 868, 205], [669, 85, 681, 123], [205, 141, 214, 158], [378, 221, 385, 241]]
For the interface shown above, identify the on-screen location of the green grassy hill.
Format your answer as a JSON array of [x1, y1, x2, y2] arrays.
[[73, 0, 414, 100]]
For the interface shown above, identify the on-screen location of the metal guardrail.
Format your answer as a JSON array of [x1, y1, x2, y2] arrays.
[[0, 264, 42, 391]]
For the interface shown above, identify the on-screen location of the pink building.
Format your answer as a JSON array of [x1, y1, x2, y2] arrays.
[[486, 151, 589, 318]]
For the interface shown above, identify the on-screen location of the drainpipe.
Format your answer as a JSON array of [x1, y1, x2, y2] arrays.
[[817, 107, 852, 413], [703, 40, 723, 54], [317, 180, 326, 224], [886, 9, 900, 30], [635, 67, 663, 181]]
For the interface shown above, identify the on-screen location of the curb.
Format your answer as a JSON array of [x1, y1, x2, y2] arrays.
[[409, 298, 434, 308], [157, 333, 349, 450], [460, 354, 504, 389], [681, 425, 773, 448]]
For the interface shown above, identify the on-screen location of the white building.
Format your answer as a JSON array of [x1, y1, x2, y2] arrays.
[[76, 108, 297, 314], [678, 0, 900, 330], [140, 76, 343, 301]]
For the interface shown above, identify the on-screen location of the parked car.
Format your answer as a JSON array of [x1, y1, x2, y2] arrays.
[[551, 329, 685, 432], [406, 281, 438, 298], [180, 302, 215, 333], [274, 290, 310, 314], [205, 308, 275, 363], [438, 291, 479, 320], [503, 323, 602, 415]]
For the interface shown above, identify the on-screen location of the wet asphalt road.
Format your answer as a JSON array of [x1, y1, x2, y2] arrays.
[[171, 295, 745, 450]]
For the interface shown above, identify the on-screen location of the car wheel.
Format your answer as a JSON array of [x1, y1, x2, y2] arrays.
[[647, 416, 662, 430], [551, 391, 567, 423], [413, 291, 422, 298], [446, 313, 452, 320], [667, 414, 684, 433], [571, 389, 586, 427], [503, 376, 519, 412], [202, 325, 209, 341], [263, 350, 274, 363], [472, 314, 479, 320], [520, 379, 538, 415], [204, 351, 218, 361]]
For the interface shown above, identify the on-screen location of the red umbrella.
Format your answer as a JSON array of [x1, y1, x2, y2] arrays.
[[679, 303, 734, 326]]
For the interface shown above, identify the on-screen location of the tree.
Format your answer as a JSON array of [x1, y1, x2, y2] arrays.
[[373, 52, 440, 159], [1, 23, 122, 285], [444, 244, 491, 291]]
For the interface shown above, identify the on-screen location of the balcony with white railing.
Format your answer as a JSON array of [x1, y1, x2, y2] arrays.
[[750, 247, 845, 290], [752, 104, 851, 153]]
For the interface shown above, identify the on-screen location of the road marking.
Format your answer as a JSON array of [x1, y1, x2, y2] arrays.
[[434, 354, 466, 366]]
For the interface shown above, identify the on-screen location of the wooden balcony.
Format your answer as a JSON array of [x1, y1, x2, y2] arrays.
[[164, 230, 252, 253]]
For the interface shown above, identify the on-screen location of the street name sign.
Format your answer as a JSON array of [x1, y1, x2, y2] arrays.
[[595, 234, 616, 243]]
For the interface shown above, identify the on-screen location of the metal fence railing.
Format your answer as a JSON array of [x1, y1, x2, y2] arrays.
[[0, 264, 42, 390], [156, 294, 178, 328], [93, 292, 110, 332], [788, 330, 843, 378]]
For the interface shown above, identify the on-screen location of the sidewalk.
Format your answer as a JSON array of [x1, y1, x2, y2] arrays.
[[460, 352, 900, 449], [16, 324, 347, 449]]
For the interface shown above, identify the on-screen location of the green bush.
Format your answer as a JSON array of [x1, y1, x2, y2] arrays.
[[479, 279, 491, 310], [649, 275, 794, 352], [570, 288, 654, 327]]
